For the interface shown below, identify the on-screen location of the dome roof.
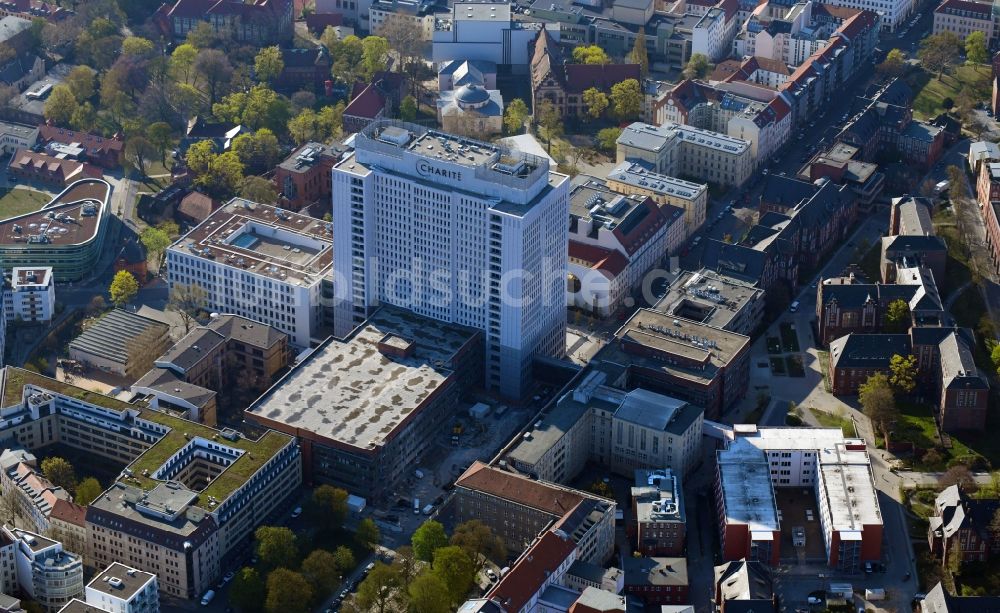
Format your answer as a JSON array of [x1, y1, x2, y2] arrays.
[[454, 84, 490, 106]]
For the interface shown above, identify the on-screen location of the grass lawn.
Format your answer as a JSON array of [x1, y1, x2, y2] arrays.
[[766, 336, 782, 354], [769, 357, 786, 376], [779, 323, 800, 352], [811, 408, 856, 437], [816, 350, 832, 392], [786, 355, 805, 377], [0, 187, 49, 218], [908, 64, 993, 120]]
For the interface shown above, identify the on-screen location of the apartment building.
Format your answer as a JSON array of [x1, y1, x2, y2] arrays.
[[0, 179, 111, 282], [369, 0, 440, 40], [568, 179, 682, 318], [617, 122, 753, 189], [821, 0, 913, 31], [332, 121, 568, 398], [4, 267, 54, 323], [1, 526, 83, 611], [604, 163, 708, 234], [507, 370, 705, 483], [248, 306, 481, 501], [166, 199, 334, 349], [630, 469, 686, 556], [450, 462, 616, 565], [933, 0, 994, 43], [715, 427, 882, 570], [1, 459, 69, 534], [0, 368, 301, 600], [82, 563, 158, 613]]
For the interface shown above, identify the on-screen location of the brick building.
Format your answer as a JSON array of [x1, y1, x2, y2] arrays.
[[37, 124, 123, 169], [630, 469, 686, 556], [622, 557, 688, 606], [928, 485, 1000, 565], [274, 142, 345, 210], [7, 149, 101, 186]]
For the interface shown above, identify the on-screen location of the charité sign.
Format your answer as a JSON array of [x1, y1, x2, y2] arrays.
[[416, 160, 464, 181]]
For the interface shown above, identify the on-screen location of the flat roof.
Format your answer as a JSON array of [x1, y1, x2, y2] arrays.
[[248, 306, 478, 450], [11, 266, 51, 288], [10, 527, 57, 553], [817, 446, 882, 529], [87, 562, 156, 600], [618, 121, 750, 154], [170, 198, 333, 288], [453, 0, 510, 20], [717, 441, 780, 531], [277, 141, 345, 173], [654, 269, 762, 330], [0, 180, 111, 247], [608, 162, 706, 202], [569, 179, 649, 222]]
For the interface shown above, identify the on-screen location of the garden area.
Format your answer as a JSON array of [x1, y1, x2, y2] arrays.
[[890, 401, 1000, 471], [0, 187, 50, 219], [779, 323, 800, 352], [907, 63, 992, 120], [809, 408, 856, 437]]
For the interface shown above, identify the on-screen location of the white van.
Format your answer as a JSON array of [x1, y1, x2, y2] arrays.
[[789, 301, 799, 313], [201, 590, 215, 606]]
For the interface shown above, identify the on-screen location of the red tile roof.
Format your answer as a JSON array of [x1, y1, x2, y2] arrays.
[[487, 530, 577, 613], [344, 82, 387, 120], [50, 498, 87, 527], [569, 242, 628, 277], [38, 124, 124, 154], [455, 461, 585, 517], [177, 191, 220, 223], [563, 64, 641, 94], [935, 0, 992, 17]]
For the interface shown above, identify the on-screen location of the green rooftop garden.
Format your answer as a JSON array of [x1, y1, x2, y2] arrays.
[[2, 367, 294, 510]]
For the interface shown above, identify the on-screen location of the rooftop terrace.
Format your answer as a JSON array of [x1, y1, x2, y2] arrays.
[[0, 179, 110, 247]]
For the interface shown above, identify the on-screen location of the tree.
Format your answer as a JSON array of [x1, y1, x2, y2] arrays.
[[254, 46, 284, 84], [146, 122, 173, 165], [194, 49, 233, 105], [918, 32, 961, 79], [232, 129, 281, 172], [65, 65, 95, 102], [582, 87, 609, 120], [301, 549, 340, 594], [239, 176, 277, 204], [41, 457, 75, 491], [889, 353, 918, 394], [121, 36, 155, 58], [628, 31, 649, 77], [939, 464, 979, 492], [536, 98, 562, 154], [74, 477, 102, 505], [966, 31, 988, 67], [407, 573, 450, 613], [326, 35, 364, 86], [43, 85, 76, 125], [332, 545, 356, 575], [597, 127, 623, 152], [86, 295, 107, 317], [254, 526, 299, 570], [450, 520, 505, 575], [400, 95, 417, 121], [265, 568, 312, 613], [990, 508, 1000, 545], [885, 298, 910, 333], [140, 226, 172, 272], [214, 86, 291, 134], [170, 43, 198, 84], [185, 21, 219, 49], [504, 98, 529, 135], [306, 484, 349, 528], [109, 270, 139, 308], [356, 517, 381, 550], [610, 79, 642, 121], [858, 372, 898, 437], [355, 562, 397, 613], [412, 520, 448, 562], [947, 165, 966, 202], [193, 151, 244, 199], [876, 48, 906, 78], [683, 53, 713, 80], [431, 546, 474, 605], [0, 490, 25, 527], [390, 546, 420, 589], [168, 282, 208, 333], [125, 136, 157, 175], [571, 45, 609, 65], [360, 36, 390, 81], [231, 567, 265, 613], [288, 108, 324, 145]]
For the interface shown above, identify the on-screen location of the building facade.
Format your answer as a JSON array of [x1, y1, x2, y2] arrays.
[[4, 267, 54, 323], [933, 0, 994, 43], [617, 122, 753, 189], [82, 563, 159, 613], [332, 121, 568, 398]]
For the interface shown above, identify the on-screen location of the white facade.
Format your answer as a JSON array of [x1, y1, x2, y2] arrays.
[[4, 526, 83, 611], [165, 200, 333, 349], [332, 121, 568, 398], [821, 0, 913, 31], [692, 7, 738, 62], [84, 563, 159, 613], [0, 121, 37, 156], [432, 1, 545, 65], [5, 267, 54, 324], [369, 0, 438, 40]]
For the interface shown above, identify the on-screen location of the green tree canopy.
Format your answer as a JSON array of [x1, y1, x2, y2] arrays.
[[254, 526, 299, 570], [140, 226, 172, 271], [254, 46, 285, 84], [43, 85, 76, 125], [966, 31, 988, 66], [232, 129, 281, 173], [332, 545, 356, 574], [582, 87, 608, 120], [231, 567, 265, 613], [885, 298, 910, 333], [571, 45, 610, 65], [610, 79, 642, 121], [301, 549, 340, 594], [889, 353, 917, 394], [450, 520, 506, 575], [170, 43, 198, 83], [919, 32, 961, 78], [858, 372, 898, 437], [305, 485, 348, 531], [65, 65, 96, 102], [504, 98, 529, 134], [876, 48, 906, 78], [596, 127, 623, 152], [74, 477, 102, 505], [213, 86, 291, 134], [431, 546, 475, 605], [412, 520, 448, 562], [682, 53, 713, 79], [407, 572, 451, 613], [360, 36, 390, 81], [265, 568, 312, 613], [536, 98, 563, 154], [121, 36, 155, 58], [41, 457, 76, 491], [628, 31, 649, 77], [355, 562, 397, 613], [400, 95, 417, 121], [356, 517, 381, 550], [109, 270, 139, 307], [238, 176, 277, 204]]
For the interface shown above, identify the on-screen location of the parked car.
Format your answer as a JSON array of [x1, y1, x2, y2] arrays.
[[290, 506, 302, 519]]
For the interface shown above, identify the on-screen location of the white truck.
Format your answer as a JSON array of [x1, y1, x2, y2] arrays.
[[864, 588, 886, 601]]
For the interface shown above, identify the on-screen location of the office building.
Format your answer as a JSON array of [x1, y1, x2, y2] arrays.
[[883, 197, 948, 283], [715, 427, 882, 570], [166, 198, 334, 349], [797, 143, 884, 209], [507, 370, 704, 483], [451, 461, 616, 564], [247, 306, 482, 501], [274, 142, 347, 211], [1, 526, 83, 611], [152, 0, 293, 45], [604, 163, 708, 234], [36, 126, 123, 169], [332, 121, 568, 398], [4, 267, 54, 324], [568, 179, 683, 318], [630, 469, 686, 556], [617, 122, 753, 189], [0, 179, 111, 282], [0, 121, 35, 155], [83, 563, 158, 613], [653, 269, 764, 336], [0, 367, 301, 600], [432, 1, 543, 66]]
